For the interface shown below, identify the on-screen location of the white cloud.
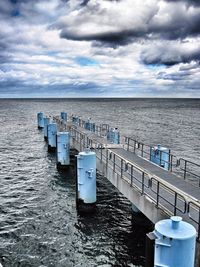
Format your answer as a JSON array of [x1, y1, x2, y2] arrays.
[[0, 0, 200, 97]]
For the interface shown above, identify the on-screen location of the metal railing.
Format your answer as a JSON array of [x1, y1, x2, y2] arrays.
[[124, 137, 200, 186], [70, 126, 200, 239], [55, 115, 200, 186], [71, 116, 110, 137]]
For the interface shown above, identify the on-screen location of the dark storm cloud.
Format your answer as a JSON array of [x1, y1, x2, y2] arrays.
[[56, 0, 200, 52], [164, 0, 200, 7], [57, 0, 159, 46], [60, 29, 144, 45], [150, 7, 200, 40], [141, 43, 200, 66]]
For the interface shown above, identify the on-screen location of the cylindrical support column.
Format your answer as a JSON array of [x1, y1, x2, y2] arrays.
[[150, 144, 170, 170], [44, 117, 50, 141], [37, 112, 44, 129], [72, 115, 79, 125], [56, 132, 70, 168], [107, 127, 120, 144], [61, 112, 67, 121], [76, 149, 96, 213], [47, 123, 57, 152], [154, 216, 196, 267], [85, 118, 93, 131]]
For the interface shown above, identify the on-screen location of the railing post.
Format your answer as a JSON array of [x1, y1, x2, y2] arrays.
[[198, 207, 200, 240], [142, 172, 145, 194], [134, 140, 136, 154], [141, 143, 144, 157], [127, 138, 130, 151], [160, 150, 162, 166], [184, 160, 187, 180], [131, 165, 133, 186], [170, 153, 173, 172], [121, 159, 123, 178], [113, 154, 116, 172], [156, 181, 160, 207], [106, 149, 108, 168], [174, 192, 177, 215]]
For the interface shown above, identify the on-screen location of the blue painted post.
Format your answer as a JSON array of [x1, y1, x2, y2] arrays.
[[72, 115, 79, 125], [37, 112, 44, 129], [91, 123, 95, 132], [44, 117, 50, 141], [107, 128, 120, 144], [150, 144, 170, 170], [85, 118, 91, 131], [47, 123, 57, 152], [61, 112, 67, 122], [56, 132, 70, 168], [154, 216, 196, 267], [76, 149, 96, 212]]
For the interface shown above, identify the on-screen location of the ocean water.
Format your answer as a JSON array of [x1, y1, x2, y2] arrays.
[[0, 98, 200, 267]]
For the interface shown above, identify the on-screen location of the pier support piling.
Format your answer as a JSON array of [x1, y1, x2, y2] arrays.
[[37, 112, 44, 129], [47, 123, 57, 152], [56, 132, 70, 169], [76, 148, 96, 213], [44, 117, 50, 141]]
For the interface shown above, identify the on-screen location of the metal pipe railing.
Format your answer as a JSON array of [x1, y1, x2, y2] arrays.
[[124, 136, 200, 186], [71, 126, 200, 239]]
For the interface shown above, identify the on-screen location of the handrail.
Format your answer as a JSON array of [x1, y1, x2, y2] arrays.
[[124, 136, 200, 187], [70, 125, 200, 239], [55, 115, 200, 187], [55, 115, 200, 238]]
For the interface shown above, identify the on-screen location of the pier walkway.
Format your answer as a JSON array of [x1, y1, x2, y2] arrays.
[[54, 116, 200, 241]]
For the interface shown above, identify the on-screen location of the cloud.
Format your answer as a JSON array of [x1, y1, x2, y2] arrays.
[[141, 40, 200, 65], [149, 1, 200, 40], [0, 0, 200, 97], [56, 0, 200, 46], [164, 0, 200, 7], [57, 0, 159, 44]]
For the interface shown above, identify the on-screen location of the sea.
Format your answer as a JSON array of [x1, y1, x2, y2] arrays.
[[0, 98, 200, 267]]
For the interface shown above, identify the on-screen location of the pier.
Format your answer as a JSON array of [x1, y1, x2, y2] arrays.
[[48, 114, 200, 265]]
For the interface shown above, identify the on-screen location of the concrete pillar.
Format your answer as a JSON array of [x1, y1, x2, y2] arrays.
[[76, 149, 96, 213], [37, 112, 44, 129], [44, 117, 50, 141], [56, 132, 70, 168], [47, 123, 57, 152]]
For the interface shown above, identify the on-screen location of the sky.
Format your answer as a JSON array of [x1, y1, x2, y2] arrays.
[[0, 0, 200, 98]]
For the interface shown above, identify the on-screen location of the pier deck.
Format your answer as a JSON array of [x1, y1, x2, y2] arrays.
[[53, 116, 200, 266], [112, 148, 200, 200]]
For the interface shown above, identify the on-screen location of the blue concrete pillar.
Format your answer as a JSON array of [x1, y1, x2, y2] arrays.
[[150, 144, 170, 170], [61, 112, 67, 122], [72, 115, 79, 125], [44, 117, 50, 141], [47, 122, 57, 151], [154, 216, 196, 267], [107, 128, 120, 144], [37, 112, 44, 129], [56, 132, 70, 168], [85, 118, 92, 131], [76, 149, 96, 212]]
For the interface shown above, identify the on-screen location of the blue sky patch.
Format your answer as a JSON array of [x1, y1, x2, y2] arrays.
[[75, 57, 99, 67], [146, 64, 166, 70]]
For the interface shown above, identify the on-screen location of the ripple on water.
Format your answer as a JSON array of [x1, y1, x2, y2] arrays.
[[1, 99, 199, 267]]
